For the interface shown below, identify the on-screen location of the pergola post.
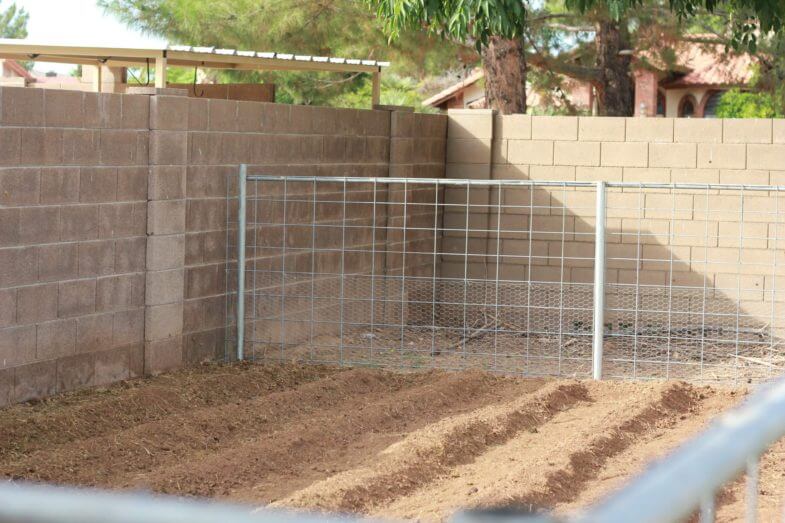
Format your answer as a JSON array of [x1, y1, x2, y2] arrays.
[[92, 64, 102, 93], [154, 56, 167, 88], [371, 70, 381, 106]]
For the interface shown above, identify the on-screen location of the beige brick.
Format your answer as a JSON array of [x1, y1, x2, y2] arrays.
[[554, 141, 600, 166], [76, 313, 114, 353], [575, 167, 623, 182], [447, 163, 491, 180], [670, 169, 719, 184], [446, 138, 491, 164], [147, 235, 185, 271], [148, 199, 186, 235], [58, 279, 96, 318], [644, 193, 693, 219], [774, 120, 785, 144], [649, 143, 696, 168], [601, 142, 648, 167], [145, 303, 184, 341], [492, 139, 508, 164], [36, 318, 76, 360], [747, 144, 785, 170], [529, 165, 575, 181], [507, 140, 553, 165], [532, 116, 577, 140], [17, 283, 58, 324], [145, 337, 183, 374], [494, 114, 531, 139], [493, 164, 528, 180], [674, 119, 723, 143], [578, 117, 625, 141], [625, 118, 673, 142], [719, 169, 770, 186], [697, 143, 746, 169], [448, 111, 493, 139], [723, 119, 772, 144], [718, 221, 769, 248], [146, 269, 184, 305]]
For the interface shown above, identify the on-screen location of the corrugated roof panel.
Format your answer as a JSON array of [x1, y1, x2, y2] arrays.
[[258, 52, 276, 59], [294, 55, 312, 61], [192, 47, 214, 53], [276, 53, 294, 60], [214, 48, 236, 55], [312, 56, 329, 62]]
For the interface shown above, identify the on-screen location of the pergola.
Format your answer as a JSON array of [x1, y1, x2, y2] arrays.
[[0, 39, 388, 105]]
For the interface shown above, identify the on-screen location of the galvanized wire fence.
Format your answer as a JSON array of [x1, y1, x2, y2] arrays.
[[226, 171, 784, 384]]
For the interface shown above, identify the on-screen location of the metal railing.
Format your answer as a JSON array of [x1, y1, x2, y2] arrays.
[[229, 170, 785, 384]]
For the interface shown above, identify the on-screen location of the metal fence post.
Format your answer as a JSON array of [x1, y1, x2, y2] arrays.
[[592, 180, 606, 380], [237, 164, 247, 361]]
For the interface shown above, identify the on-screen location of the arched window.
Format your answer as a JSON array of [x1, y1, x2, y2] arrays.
[[702, 91, 724, 118], [656, 91, 666, 116], [678, 95, 697, 118]]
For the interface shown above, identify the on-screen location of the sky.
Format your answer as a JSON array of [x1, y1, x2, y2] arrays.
[[7, 0, 166, 73]]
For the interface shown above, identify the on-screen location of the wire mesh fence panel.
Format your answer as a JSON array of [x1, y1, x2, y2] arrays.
[[226, 174, 784, 384]]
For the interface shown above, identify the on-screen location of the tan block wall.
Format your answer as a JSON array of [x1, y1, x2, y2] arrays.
[[446, 111, 785, 337], [0, 87, 149, 405]]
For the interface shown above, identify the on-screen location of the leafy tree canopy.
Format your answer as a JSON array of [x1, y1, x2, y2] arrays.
[[0, 1, 28, 39]]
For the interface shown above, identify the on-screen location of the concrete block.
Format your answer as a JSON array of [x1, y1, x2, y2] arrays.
[[38, 243, 77, 282], [532, 116, 578, 140], [18, 207, 60, 244], [56, 352, 95, 392], [389, 137, 412, 164], [113, 308, 144, 346], [1, 87, 43, 126], [36, 318, 76, 360], [774, 120, 785, 144], [14, 360, 57, 403], [185, 198, 225, 232], [148, 200, 186, 235], [578, 117, 625, 141], [724, 119, 772, 144], [670, 168, 718, 184], [144, 337, 183, 374], [79, 167, 118, 203], [0, 128, 21, 166], [674, 119, 723, 143], [188, 98, 209, 130], [60, 205, 99, 241], [84, 92, 121, 129], [575, 166, 623, 182], [41, 167, 79, 204], [448, 112, 493, 139], [391, 111, 415, 137], [447, 163, 491, 180], [128, 342, 144, 378], [494, 114, 531, 139], [145, 302, 184, 341], [150, 166, 186, 200], [44, 90, 84, 128], [184, 264, 223, 299], [117, 166, 148, 201], [120, 93, 151, 129], [20, 128, 64, 165], [94, 346, 130, 385], [17, 283, 58, 324], [78, 240, 115, 277], [529, 165, 576, 181], [100, 130, 146, 166], [697, 143, 746, 169], [507, 140, 553, 165], [115, 237, 146, 273], [0, 208, 18, 247], [601, 142, 648, 167], [492, 139, 508, 164], [747, 144, 785, 170], [58, 279, 96, 318], [554, 141, 600, 166], [62, 129, 100, 165], [625, 118, 673, 142], [0, 368, 12, 406], [96, 274, 145, 312], [0, 168, 40, 206], [150, 95, 189, 130], [0, 324, 35, 367], [146, 235, 185, 271], [98, 202, 147, 238], [145, 269, 184, 305], [208, 99, 238, 131], [0, 247, 38, 287], [649, 143, 696, 168], [150, 130, 187, 165], [0, 288, 14, 328], [76, 313, 114, 353]]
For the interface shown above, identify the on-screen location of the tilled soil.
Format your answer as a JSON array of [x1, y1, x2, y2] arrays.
[[1, 362, 780, 521]]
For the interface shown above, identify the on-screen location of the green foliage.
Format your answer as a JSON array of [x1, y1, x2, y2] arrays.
[[0, 1, 28, 39], [715, 89, 781, 118], [333, 74, 439, 112], [366, 0, 527, 49]]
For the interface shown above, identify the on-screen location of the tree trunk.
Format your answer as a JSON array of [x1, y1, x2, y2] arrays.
[[481, 36, 527, 114], [594, 20, 634, 116]]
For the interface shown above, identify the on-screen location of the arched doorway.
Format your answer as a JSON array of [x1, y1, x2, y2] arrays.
[[701, 91, 724, 118], [678, 95, 698, 118], [656, 90, 666, 116]]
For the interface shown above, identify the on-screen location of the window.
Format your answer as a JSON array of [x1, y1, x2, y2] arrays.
[[656, 91, 666, 116], [678, 95, 696, 118], [702, 91, 723, 118]]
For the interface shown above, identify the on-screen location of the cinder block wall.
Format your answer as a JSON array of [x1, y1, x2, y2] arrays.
[[445, 110, 785, 335], [0, 85, 448, 404], [0, 88, 149, 404]]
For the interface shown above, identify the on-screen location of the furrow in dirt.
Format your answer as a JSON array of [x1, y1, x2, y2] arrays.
[[0, 363, 336, 462], [0, 368, 438, 486], [126, 370, 547, 502], [274, 381, 590, 513], [502, 381, 701, 512], [553, 387, 739, 517], [375, 381, 698, 521]]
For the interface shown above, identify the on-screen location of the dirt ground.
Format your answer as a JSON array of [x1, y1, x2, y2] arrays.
[[1, 362, 783, 522]]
